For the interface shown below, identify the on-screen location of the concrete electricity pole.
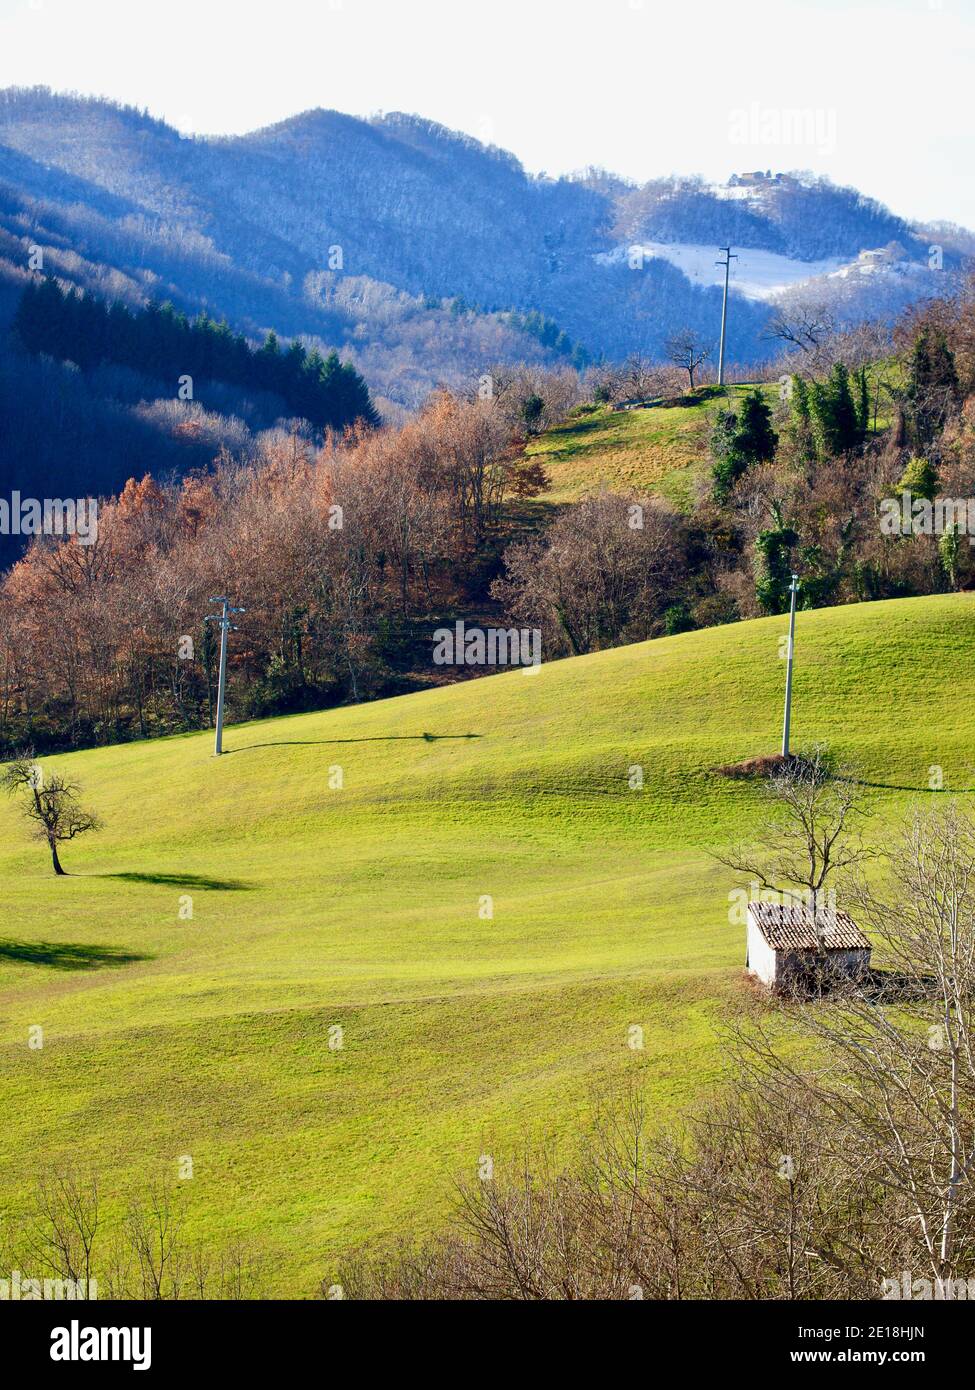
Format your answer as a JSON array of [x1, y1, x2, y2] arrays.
[[205, 597, 245, 756], [781, 574, 800, 758], [715, 246, 737, 388]]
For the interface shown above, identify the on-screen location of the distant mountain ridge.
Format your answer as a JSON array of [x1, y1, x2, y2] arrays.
[[0, 87, 970, 407]]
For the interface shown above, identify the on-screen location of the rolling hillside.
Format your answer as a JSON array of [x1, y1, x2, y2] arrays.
[[1, 593, 973, 1293], [527, 369, 898, 508], [527, 385, 776, 507]]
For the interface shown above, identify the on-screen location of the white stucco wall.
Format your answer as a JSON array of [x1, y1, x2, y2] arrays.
[[746, 916, 777, 986]]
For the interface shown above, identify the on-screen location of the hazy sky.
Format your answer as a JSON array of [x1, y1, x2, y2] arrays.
[[1, 0, 973, 226]]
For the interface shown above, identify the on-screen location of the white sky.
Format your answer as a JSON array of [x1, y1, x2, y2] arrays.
[[1, 0, 973, 227]]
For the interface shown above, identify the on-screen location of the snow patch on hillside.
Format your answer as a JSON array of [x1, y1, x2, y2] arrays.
[[596, 241, 848, 301], [597, 240, 939, 305]]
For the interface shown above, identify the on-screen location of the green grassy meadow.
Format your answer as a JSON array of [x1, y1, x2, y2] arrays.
[[528, 384, 779, 508], [527, 369, 895, 510], [1, 593, 973, 1292]]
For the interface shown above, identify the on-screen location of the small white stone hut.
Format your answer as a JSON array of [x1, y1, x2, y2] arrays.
[[745, 902, 871, 994]]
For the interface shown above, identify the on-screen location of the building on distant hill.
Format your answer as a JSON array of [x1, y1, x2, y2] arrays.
[[857, 243, 907, 268], [729, 170, 801, 188], [745, 902, 871, 994]]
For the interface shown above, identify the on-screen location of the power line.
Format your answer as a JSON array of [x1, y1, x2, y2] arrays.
[[781, 574, 800, 758], [204, 597, 245, 756], [715, 246, 738, 388]]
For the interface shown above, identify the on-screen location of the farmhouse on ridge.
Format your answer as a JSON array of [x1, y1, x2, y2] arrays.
[[745, 902, 871, 993]]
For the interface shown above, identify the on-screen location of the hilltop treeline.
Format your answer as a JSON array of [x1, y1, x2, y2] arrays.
[[13, 276, 379, 431], [614, 174, 924, 263]]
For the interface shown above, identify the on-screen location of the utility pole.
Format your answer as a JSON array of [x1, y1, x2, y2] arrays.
[[715, 245, 737, 388], [205, 597, 245, 756], [781, 574, 800, 758]]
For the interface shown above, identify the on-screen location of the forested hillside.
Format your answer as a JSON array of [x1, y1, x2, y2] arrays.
[[0, 273, 381, 569], [2, 87, 960, 410], [13, 276, 377, 431]]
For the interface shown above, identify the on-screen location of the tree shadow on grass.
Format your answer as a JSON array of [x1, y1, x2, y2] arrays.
[[864, 969, 939, 1003], [0, 939, 151, 971], [839, 776, 975, 794], [225, 733, 482, 755], [102, 872, 252, 891]]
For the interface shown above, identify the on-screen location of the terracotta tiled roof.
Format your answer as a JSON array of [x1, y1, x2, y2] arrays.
[[747, 902, 870, 952]]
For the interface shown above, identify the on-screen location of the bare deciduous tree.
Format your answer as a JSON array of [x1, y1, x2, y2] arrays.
[[492, 491, 685, 656], [3, 1168, 275, 1300], [766, 301, 836, 356], [1, 755, 102, 875], [852, 803, 975, 1274], [665, 330, 712, 391], [718, 745, 872, 934], [21, 1170, 100, 1292]]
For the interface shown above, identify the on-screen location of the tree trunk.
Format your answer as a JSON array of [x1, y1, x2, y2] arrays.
[[49, 838, 65, 875]]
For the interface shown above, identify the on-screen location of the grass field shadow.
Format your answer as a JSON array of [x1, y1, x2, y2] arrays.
[[227, 733, 482, 754], [103, 872, 252, 891], [0, 939, 151, 970]]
